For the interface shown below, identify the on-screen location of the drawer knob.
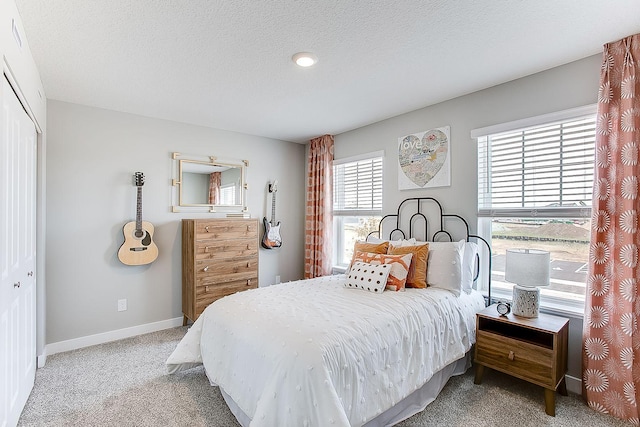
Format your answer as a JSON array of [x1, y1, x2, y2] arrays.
[[247, 262, 250, 268], [247, 279, 251, 286], [247, 244, 250, 250], [205, 286, 209, 292], [203, 266, 209, 272], [508, 351, 515, 361], [204, 246, 210, 252], [204, 226, 210, 232]]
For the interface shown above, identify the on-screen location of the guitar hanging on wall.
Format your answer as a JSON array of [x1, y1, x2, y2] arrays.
[[118, 172, 159, 265], [261, 181, 282, 249]]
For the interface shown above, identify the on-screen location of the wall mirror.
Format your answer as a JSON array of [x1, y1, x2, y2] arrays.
[[171, 152, 248, 213]]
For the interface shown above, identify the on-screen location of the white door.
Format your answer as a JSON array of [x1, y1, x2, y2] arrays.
[[0, 76, 37, 427]]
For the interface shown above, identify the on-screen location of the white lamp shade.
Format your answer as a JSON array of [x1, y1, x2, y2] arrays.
[[505, 249, 550, 287]]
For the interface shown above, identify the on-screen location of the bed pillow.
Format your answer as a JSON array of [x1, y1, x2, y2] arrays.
[[388, 238, 417, 247], [344, 261, 391, 294], [426, 240, 465, 296], [348, 241, 390, 272], [461, 241, 479, 294], [388, 243, 429, 288], [352, 251, 413, 291]]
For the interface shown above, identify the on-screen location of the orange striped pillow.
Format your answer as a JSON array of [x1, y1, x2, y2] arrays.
[[388, 243, 429, 288], [348, 241, 390, 272], [353, 251, 413, 291]]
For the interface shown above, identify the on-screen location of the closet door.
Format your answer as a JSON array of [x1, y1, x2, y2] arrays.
[[0, 75, 37, 427]]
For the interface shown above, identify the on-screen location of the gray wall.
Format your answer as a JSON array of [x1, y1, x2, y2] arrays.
[[334, 54, 602, 380], [46, 100, 306, 344]]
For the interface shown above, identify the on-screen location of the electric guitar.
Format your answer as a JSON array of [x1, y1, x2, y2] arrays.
[[262, 181, 282, 249], [118, 172, 159, 265]]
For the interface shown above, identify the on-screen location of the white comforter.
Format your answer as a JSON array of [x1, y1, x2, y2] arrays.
[[166, 275, 485, 427]]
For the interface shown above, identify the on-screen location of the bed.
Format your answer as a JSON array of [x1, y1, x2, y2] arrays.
[[167, 197, 491, 426]]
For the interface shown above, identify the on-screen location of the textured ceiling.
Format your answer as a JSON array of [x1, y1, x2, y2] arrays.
[[14, 0, 640, 143]]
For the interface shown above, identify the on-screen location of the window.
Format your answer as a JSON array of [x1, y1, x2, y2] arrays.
[[219, 184, 236, 205], [333, 152, 383, 269], [473, 105, 597, 314]]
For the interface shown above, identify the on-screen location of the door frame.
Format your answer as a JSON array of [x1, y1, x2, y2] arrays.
[[2, 58, 47, 367]]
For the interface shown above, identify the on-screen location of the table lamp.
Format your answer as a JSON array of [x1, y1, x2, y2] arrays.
[[505, 249, 550, 318]]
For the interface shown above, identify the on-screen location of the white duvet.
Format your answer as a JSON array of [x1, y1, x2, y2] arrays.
[[167, 275, 485, 427]]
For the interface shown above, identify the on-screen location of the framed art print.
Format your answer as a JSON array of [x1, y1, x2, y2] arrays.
[[398, 126, 450, 190]]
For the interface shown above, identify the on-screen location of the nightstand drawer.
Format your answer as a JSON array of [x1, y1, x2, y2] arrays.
[[476, 330, 554, 388]]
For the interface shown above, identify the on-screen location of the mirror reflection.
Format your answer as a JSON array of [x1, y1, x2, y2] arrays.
[[171, 153, 248, 213]]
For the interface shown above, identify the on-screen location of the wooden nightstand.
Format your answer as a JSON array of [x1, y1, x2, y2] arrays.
[[474, 304, 569, 416]]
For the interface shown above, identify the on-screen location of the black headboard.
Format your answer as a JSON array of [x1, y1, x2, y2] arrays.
[[366, 197, 492, 305]]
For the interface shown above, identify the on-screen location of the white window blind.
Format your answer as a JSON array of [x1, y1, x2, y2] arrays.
[[477, 115, 596, 218], [333, 153, 383, 216]]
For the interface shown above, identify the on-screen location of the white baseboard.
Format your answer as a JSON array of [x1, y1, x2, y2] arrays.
[[37, 353, 47, 368], [566, 374, 582, 395], [42, 317, 184, 361]]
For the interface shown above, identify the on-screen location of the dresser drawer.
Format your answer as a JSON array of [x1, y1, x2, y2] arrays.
[[476, 330, 554, 388], [195, 220, 257, 240], [194, 278, 258, 318], [195, 258, 257, 284], [194, 238, 258, 261]]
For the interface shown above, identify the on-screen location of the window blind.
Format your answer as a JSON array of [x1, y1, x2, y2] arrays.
[[333, 155, 383, 216], [477, 115, 596, 218]]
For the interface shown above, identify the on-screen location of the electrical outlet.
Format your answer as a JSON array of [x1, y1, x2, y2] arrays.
[[117, 299, 127, 312], [275, 275, 281, 284]]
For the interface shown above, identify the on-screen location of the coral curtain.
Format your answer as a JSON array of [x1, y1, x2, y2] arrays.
[[208, 172, 221, 205], [304, 135, 334, 278], [583, 33, 640, 423]]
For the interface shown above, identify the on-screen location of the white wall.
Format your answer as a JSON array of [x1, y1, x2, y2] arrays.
[[46, 100, 306, 344], [334, 54, 602, 382]]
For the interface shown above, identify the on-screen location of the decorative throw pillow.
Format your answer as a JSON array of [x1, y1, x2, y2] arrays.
[[344, 261, 391, 294], [426, 240, 465, 296], [388, 243, 429, 289], [348, 241, 390, 272], [353, 251, 413, 291], [461, 241, 479, 294]]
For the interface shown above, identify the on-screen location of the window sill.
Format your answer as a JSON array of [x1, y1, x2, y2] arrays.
[[490, 287, 584, 319]]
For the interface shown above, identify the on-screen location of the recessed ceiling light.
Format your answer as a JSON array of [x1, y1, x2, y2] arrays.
[[292, 52, 318, 67]]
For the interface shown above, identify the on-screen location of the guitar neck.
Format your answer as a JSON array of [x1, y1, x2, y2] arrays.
[[136, 186, 143, 231], [270, 191, 276, 225]]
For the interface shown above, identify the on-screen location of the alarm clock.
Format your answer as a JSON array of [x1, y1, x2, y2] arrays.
[[496, 301, 511, 316]]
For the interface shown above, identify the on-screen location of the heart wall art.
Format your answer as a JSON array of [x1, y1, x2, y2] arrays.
[[397, 126, 451, 190]]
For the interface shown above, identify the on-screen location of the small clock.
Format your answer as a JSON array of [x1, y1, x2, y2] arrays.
[[496, 301, 511, 317]]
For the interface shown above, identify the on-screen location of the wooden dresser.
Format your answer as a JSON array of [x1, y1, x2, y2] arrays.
[[182, 218, 259, 324]]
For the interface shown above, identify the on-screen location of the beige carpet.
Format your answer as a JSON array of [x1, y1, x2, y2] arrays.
[[18, 327, 628, 427]]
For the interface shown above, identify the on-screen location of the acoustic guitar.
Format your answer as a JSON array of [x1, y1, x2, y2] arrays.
[[118, 172, 159, 265], [261, 181, 282, 249]]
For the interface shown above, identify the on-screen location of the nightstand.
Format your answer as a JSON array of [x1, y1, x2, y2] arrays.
[[473, 304, 569, 416]]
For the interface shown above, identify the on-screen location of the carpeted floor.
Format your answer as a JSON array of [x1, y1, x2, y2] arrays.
[[18, 327, 629, 427]]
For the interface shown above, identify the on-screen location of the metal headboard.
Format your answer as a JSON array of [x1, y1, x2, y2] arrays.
[[366, 197, 492, 305]]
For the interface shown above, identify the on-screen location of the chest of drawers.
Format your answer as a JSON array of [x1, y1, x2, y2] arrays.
[[182, 218, 259, 324]]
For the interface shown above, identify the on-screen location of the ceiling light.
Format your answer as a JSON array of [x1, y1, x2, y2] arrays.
[[292, 52, 318, 67]]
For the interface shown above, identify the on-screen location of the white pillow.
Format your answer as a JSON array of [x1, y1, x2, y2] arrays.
[[388, 238, 417, 247], [365, 235, 409, 246], [344, 261, 390, 294], [427, 240, 465, 296], [461, 241, 479, 294]]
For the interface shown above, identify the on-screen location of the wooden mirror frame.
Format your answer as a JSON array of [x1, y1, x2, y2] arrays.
[[171, 152, 248, 213]]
